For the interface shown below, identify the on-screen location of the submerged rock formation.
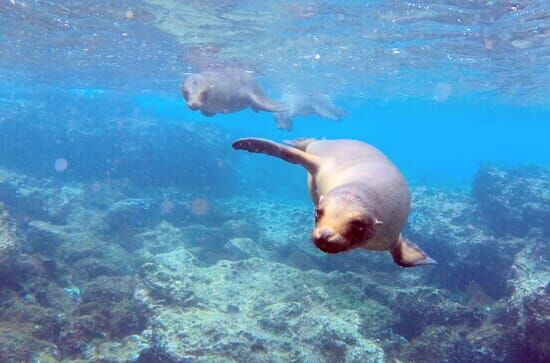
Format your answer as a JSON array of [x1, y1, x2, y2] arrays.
[[473, 166, 550, 237], [0, 144, 548, 363], [137, 253, 386, 363]]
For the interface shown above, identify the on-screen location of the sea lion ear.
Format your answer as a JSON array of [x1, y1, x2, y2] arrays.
[[390, 235, 437, 268]]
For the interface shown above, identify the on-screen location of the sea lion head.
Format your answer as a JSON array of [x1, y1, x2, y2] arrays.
[[312, 185, 381, 254], [181, 74, 210, 111]]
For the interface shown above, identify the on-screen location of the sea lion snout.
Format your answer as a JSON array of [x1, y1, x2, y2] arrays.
[[312, 227, 348, 253], [187, 101, 201, 110]]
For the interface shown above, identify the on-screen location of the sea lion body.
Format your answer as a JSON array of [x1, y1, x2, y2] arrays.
[[233, 137, 436, 268], [181, 69, 287, 117], [305, 140, 409, 251], [274, 93, 345, 131]]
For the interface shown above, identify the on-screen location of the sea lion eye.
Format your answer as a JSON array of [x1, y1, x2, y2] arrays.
[[314, 208, 323, 221], [349, 220, 365, 233], [182, 90, 189, 100], [200, 91, 208, 102]]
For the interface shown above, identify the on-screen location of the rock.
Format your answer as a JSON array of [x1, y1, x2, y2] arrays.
[[0, 203, 17, 270], [136, 251, 386, 363], [58, 315, 106, 357], [473, 166, 550, 237], [56, 237, 105, 262], [0, 168, 85, 225], [401, 326, 483, 363], [219, 219, 260, 241], [104, 198, 157, 236], [138, 249, 198, 306], [0, 169, 51, 223], [520, 287, 550, 360], [0, 327, 60, 362], [73, 257, 125, 281], [224, 237, 272, 260], [406, 187, 519, 299], [1, 302, 66, 342], [59, 277, 147, 358], [78, 276, 147, 339], [26, 220, 69, 255], [389, 287, 476, 339], [133, 221, 184, 255], [86, 334, 149, 363]]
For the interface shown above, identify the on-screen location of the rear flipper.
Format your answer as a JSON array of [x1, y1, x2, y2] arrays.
[[250, 92, 289, 113], [390, 235, 437, 268], [314, 104, 346, 121], [274, 112, 293, 131], [232, 137, 321, 174]]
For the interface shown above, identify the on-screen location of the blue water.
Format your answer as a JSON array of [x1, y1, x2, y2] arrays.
[[139, 93, 550, 187], [1, 1, 550, 362]]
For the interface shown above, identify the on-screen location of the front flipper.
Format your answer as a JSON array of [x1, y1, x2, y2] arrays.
[[390, 235, 437, 268], [249, 93, 289, 113], [201, 111, 215, 117], [232, 138, 321, 174]]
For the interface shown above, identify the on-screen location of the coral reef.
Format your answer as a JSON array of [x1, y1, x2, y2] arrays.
[[0, 144, 548, 363]]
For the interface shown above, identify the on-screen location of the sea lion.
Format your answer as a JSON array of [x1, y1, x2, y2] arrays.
[[232, 137, 436, 268], [181, 68, 287, 117], [274, 93, 346, 131]]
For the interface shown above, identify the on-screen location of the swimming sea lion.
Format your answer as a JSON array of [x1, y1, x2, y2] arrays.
[[181, 68, 287, 117], [274, 93, 346, 131], [232, 137, 436, 268]]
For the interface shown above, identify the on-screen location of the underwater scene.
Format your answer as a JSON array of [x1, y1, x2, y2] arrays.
[[1, 1, 549, 362]]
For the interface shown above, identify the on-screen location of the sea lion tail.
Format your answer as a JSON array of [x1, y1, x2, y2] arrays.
[[232, 138, 320, 174], [390, 235, 437, 268]]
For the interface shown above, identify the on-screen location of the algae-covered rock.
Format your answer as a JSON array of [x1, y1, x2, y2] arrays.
[[389, 287, 476, 339], [137, 252, 386, 363], [224, 237, 272, 259], [105, 198, 157, 235], [0, 203, 17, 267], [407, 187, 518, 299], [132, 221, 185, 255], [26, 220, 69, 255], [0, 327, 60, 363], [473, 166, 550, 237]]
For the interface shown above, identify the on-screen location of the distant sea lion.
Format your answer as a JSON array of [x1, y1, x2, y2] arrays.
[[274, 93, 346, 131], [232, 137, 436, 268], [181, 69, 287, 117]]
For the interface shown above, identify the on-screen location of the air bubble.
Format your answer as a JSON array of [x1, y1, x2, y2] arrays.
[[54, 158, 68, 172]]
